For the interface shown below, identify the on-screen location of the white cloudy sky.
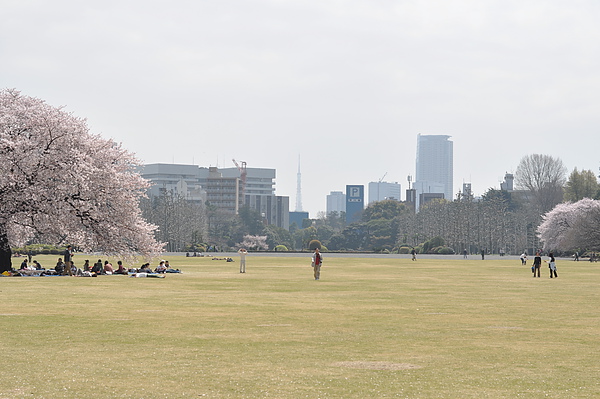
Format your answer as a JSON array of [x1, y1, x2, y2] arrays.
[[2, 0, 599, 217]]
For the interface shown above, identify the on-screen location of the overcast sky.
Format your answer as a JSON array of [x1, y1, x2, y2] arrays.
[[2, 0, 599, 217]]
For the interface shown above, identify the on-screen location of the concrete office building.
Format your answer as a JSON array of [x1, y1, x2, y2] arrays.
[[368, 181, 401, 204], [415, 134, 453, 210], [140, 163, 289, 229]]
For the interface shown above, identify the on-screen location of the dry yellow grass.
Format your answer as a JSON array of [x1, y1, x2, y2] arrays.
[[1, 255, 598, 398]]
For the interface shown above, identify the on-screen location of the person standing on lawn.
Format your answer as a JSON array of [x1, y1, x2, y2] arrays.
[[533, 251, 542, 278], [546, 252, 558, 278], [311, 248, 323, 280], [238, 248, 248, 273]]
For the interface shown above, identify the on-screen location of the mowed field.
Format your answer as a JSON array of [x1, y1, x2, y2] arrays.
[[1, 255, 599, 398]]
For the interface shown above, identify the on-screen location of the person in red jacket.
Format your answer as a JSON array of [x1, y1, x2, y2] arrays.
[[311, 248, 323, 280]]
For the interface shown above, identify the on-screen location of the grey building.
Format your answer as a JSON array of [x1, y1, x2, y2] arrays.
[[326, 191, 346, 214], [139, 163, 289, 229], [368, 181, 401, 204], [415, 134, 453, 210]]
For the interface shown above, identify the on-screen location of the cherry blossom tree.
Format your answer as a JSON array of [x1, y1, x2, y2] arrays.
[[537, 198, 600, 251], [239, 235, 268, 251], [0, 89, 163, 272]]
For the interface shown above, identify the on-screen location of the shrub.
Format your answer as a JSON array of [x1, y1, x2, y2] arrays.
[[308, 240, 322, 250], [398, 246, 411, 254], [274, 245, 288, 252], [434, 246, 455, 255], [423, 236, 445, 253]]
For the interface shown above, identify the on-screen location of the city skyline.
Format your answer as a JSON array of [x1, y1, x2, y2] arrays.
[[2, 1, 599, 218]]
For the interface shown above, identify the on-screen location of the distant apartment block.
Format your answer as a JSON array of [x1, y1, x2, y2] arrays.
[[326, 191, 346, 214], [368, 181, 401, 204], [139, 163, 289, 229]]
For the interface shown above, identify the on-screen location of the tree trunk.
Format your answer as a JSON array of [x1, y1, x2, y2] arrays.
[[0, 227, 12, 273]]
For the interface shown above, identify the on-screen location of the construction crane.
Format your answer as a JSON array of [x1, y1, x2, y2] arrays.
[[232, 159, 247, 200], [377, 172, 388, 201]]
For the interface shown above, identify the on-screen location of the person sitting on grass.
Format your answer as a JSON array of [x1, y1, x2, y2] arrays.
[[155, 261, 167, 273], [68, 261, 78, 275], [114, 261, 128, 275], [55, 258, 65, 275], [103, 261, 114, 274], [91, 259, 103, 274], [139, 263, 153, 273]]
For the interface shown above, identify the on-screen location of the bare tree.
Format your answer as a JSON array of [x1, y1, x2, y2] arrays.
[[141, 192, 207, 252], [515, 154, 567, 214]]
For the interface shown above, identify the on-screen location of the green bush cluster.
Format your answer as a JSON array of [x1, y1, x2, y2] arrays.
[[308, 240, 322, 250], [431, 246, 455, 254]]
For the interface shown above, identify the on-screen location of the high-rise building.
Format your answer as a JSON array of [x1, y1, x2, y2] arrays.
[[346, 185, 364, 223], [368, 181, 401, 204], [326, 191, 346, 214], [415, 134, 453, 210]]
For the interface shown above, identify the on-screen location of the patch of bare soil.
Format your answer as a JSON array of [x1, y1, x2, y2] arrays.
[[332, 361, 422, 370]]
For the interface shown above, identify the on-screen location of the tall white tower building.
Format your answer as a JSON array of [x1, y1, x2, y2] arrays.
[[415, 134, 453, 209]]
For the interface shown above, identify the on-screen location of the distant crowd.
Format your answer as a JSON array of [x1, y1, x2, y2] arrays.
[[13, 255, 180, 277]]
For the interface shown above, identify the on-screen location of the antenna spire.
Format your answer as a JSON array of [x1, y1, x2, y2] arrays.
[[295, 155, 303, 212]]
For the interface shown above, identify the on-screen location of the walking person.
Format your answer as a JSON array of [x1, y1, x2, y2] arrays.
[[311, 248, 323, 280], [63, 245, 74, 276], [411, 248, 417, 261], [546, 252, 558, 278], [238, 248, 248, 273], [463, 249, 468, 259], [533, 251, 542, 278]]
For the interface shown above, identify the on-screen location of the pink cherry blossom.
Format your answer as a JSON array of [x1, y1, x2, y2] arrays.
[[0, 89, 163, 272], [537, 198, 600, 251]]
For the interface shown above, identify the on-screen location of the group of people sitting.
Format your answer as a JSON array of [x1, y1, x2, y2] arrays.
[[14, 258, 180, 276]]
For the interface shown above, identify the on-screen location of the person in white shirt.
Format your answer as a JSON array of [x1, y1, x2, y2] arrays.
[[238, 248, 248, 273]]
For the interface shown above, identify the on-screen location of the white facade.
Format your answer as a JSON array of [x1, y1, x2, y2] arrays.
[[326, 191, 346, 214], [368, 181, 401, 204]]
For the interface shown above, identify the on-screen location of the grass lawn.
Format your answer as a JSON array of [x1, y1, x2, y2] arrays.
[[1, 255, 599, 398]]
